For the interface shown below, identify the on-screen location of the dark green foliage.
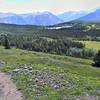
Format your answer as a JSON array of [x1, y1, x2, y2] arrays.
[[16, 37, 96, 58], [4, 35, 10, 49], [0, 21, 99, 58], [93, 50, 100, 67], [21, 38, 85, 55]]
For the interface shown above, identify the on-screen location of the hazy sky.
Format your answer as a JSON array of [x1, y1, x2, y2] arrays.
[[0, 0, 100, 14]]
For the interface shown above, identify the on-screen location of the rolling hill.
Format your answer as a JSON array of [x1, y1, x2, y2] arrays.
[[0, 46, 100, 100]]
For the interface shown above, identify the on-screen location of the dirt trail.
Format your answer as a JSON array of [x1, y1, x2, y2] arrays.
[[0, 71, 23, 100]]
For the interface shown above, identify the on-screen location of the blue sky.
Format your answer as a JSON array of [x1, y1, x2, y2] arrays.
[[0, 0, 100, 14]]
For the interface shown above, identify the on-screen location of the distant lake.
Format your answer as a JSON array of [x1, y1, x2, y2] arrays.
[[46, 25, 72, 30]]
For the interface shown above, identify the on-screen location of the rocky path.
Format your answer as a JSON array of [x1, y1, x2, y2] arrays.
[[0, 61, 23, 100], [0, 71, 23, 100]]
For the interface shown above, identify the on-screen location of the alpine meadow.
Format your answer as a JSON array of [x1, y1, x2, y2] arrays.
[[0, 0, 100, 100]]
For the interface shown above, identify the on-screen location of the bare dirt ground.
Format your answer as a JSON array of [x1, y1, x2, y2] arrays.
[[0, 71, 23, 100]]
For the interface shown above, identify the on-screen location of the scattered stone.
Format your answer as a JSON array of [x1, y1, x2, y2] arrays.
[[78, 95, 100, 100], [0, 61, 5, 68], [12, 69, 20, 72]]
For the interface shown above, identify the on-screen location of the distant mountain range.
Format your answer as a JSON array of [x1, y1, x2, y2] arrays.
[[20, 12, 62, 26], [0, 8, 100, 26], [58, 11, 88, 22], [0, 12, 62, 26], [78, 9, 100, 22], [0, 13, 25, 25]]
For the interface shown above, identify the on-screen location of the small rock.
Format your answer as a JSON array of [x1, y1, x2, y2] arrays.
[[12, 69, 20, 72]]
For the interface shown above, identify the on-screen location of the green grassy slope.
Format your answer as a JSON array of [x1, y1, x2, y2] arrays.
[[80, 41, 100, 50], [0, 46, 100, 100]]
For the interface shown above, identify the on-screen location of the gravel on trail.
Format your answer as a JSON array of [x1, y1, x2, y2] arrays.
[[0, 61, 23, 100]]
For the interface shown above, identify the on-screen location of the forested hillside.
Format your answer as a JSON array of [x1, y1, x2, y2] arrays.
[[0, 22, 100, 59], [0, 20, 100, 100]]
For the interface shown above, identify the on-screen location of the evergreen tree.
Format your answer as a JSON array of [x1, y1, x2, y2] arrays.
[[93, 50, 100, 67], [4, 35, 10, 49]]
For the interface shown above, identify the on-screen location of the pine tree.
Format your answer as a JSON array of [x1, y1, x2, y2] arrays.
[[4, 35, 10, 49], [93, 50, 100, 67]]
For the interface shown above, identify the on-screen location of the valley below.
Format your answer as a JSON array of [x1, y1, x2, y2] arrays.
[[0, 21, 100, 100]]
